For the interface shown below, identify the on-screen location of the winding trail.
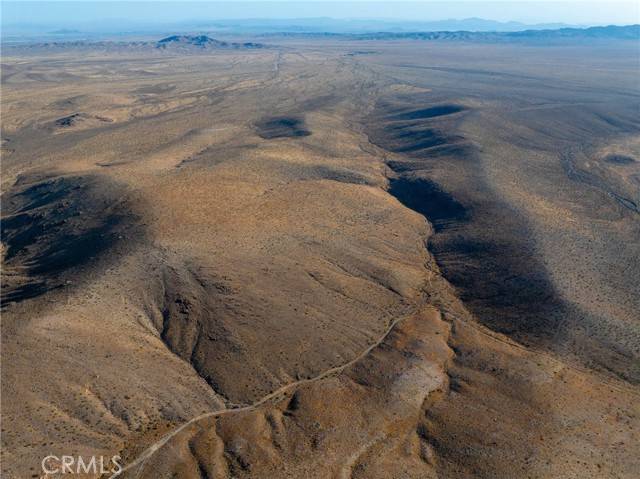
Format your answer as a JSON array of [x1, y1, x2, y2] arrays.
[[111, 69, 639, 475], [110, 309, 416, 478], [111, 299, 639, 478]]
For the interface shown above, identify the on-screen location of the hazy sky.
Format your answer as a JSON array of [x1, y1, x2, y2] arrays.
[[3, 1, 639, 27]]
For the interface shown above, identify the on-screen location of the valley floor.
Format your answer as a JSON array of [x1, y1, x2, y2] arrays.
[[1, 39, 639, 478]]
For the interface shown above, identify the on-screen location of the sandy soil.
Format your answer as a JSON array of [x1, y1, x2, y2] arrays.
[[1, 39, 638, 478]]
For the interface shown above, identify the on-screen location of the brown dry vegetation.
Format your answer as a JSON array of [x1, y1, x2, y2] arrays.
[[1, 39, 639, 478]]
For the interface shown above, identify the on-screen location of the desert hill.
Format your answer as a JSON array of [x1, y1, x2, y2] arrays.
[[1, 34, 638, 479]]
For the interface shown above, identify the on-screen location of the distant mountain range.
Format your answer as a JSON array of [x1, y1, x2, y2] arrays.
[[4, 26, 638, 53], [1, 16, 629, 42], [2, 35, 267, 52], [190, 17, 579, 34], [278, 24, 640, 41], [157, 35, 263, 49]]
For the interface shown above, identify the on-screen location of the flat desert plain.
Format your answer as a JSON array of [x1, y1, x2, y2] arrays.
[[1, 37, 639, 478]]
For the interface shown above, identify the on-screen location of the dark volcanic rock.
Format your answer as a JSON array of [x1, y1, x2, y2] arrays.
[[54, 113, 83, 127], [156, 35, 265, 50], [157, 35, 229, 48], [604, 154, 636, 165]]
